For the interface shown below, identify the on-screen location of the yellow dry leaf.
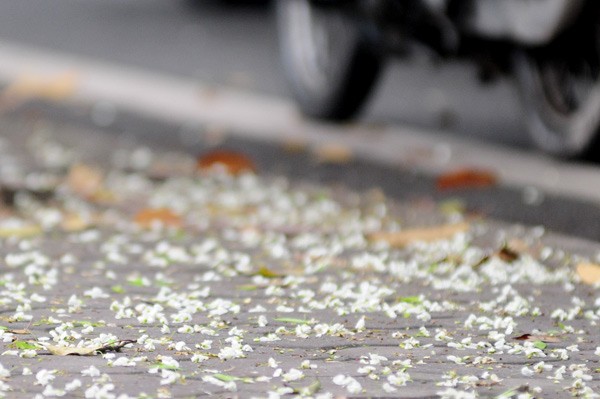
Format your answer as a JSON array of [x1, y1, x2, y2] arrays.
[[256, 265, 282, 279], [2, 71, 79, 102], [576, 262, 600, 285], [0, 224, 42, 238], [368, 222, 470, 247], [314, 143, 354, 164], [67, 163, 104, 199]]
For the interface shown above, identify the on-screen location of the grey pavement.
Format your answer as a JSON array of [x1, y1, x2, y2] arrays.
[[0, 106, 599, 398]]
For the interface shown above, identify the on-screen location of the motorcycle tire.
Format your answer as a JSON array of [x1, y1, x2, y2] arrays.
[[276, 0, 382, 120], [514, 49, 600, 158]]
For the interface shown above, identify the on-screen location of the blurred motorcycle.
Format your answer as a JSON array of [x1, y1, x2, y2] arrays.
[[276, 0, 600, 157]]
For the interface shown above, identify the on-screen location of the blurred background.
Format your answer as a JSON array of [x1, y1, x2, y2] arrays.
[[0, 0, 528, 148], [1, 0, 600, 239]]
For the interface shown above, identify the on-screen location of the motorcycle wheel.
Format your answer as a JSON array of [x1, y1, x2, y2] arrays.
[[276, 0, 382, 120], [514, 41, 600, 158]]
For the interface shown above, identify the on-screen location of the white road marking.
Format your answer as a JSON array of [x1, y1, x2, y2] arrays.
[[0, 39, 599, 204]]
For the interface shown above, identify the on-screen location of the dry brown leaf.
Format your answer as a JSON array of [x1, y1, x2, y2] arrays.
[[368, 222, 470, 247], [314, 144, 354, 164], [436, 168, 497, 190], [576, 262, 600, 285], [67, 163, 105, 199], [497, 245, 520, 263], [513, 333, 561, 343], [134, 208, 182, 228], [197, 150, 256, 175], [8, 329, 31, 335]]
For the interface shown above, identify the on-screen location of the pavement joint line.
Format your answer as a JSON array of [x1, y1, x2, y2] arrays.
[[0, 39, 599, 205]]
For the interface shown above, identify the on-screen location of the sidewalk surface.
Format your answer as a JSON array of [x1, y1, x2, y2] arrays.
[[0, 109, 599, 399]]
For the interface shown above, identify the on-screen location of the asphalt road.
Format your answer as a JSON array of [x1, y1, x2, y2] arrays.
[[1, 107, 598, 398], [0, 0, 528, 147]]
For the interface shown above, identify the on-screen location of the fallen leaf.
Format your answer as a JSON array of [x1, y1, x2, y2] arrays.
[[1, 71, 79, 106], [368, 222, 469, 247], [8, 329, 31, 335], [497, 245, 520, 263], [436, 168, 497, 190], [111, 285, 125, 294], [237, 285, 258, 291], [41, 340, 134, 356], [213, 373, 238, 382], [576, 262, 600, 285], [197, 150, 256, 175], [397, 296, 422, 305], [313, 144, 354, 164], [134, 208, 182, 228], [44, 345, 99, 356], [533, 341, 547, 350], [255, 265, 282, 279], [0, 223, 42, 238], [67, 163, 105, 199], [513, 333, 561, 343], [296, 380, 321, 396], [213, 373, 253, 383], [60, 212, 92, 232], [9, 340, 38, 350], [273, 317, 313, 325]]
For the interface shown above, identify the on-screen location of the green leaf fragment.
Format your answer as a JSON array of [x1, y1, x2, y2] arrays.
[[111, 285, 125, 294], [72, 320, 105, 328], [495, 388, 517, 399], [154, 363, 180, 370], [33, 317, 60, 326], [10, 340, 39, 350], [213, 373, 253, 383], [128, 277, 146, 287], [397, 296, 422, 305], [237, 285, 258, 291], [533, 340, 547, 350], [213, 373, 237, 382], [297, 380, 321, 396], [273, 317, 312, 325]]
